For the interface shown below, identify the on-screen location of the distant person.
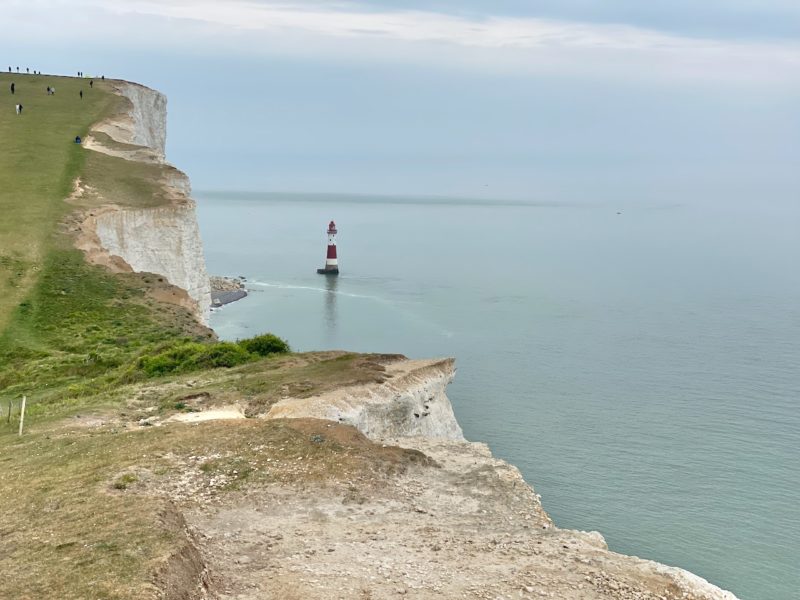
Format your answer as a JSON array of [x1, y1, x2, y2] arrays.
[[16, 66, 19, 72], [26, 67, 29, 73], [89, 80, 93, 88], [101, 75, 105, 80], [75, 136, 82, 144], [79, 89, 83, 99], [10, 82, 14, 94], [46, 86, 50, 95], [15, 104, 21, 115]]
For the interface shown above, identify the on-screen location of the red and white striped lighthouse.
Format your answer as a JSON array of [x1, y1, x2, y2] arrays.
[[317, 220, 339, 275]]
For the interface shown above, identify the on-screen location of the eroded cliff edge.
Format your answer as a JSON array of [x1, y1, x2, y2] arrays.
[[117, 354, 738, 599], [227, 357, 738, 600], [75, 81, 211, 324]]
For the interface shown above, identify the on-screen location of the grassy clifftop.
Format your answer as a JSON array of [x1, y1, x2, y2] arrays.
[[0, 74, 401, 599], [0, 73, 111, 329], [0, 73, 209, 413]]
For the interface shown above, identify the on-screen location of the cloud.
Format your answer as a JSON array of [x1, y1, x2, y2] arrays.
[[347, 0, 800, 42], [8, 0, 800, 84]]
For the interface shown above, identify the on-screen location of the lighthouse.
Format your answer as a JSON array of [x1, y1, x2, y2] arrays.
[[317, 220, 339, 275]]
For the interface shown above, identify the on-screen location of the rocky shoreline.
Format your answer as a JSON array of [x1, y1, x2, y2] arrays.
[[210, 275, 248, 308]]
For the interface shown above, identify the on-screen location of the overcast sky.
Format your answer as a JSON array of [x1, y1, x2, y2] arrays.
[[4, 0, 800, 202]]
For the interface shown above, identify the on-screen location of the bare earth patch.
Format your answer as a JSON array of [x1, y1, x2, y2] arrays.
[[168, 407, 246, 423]]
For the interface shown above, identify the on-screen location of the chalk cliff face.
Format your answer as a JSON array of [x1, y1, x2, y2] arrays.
[[90, 82, 167, 159], [90, 205, 211, 323], [80, 82, 211, 324], [266, 358, 464, 440]]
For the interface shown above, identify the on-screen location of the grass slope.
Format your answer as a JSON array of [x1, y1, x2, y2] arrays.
[[0, 73, 114, 330], [0, 74, 402, 598]]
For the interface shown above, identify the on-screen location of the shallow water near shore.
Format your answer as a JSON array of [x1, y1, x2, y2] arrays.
[[196, 191, 799, 600]]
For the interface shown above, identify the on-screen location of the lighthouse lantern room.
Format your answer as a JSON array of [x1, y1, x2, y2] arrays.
[[317, 220, 339, 275]]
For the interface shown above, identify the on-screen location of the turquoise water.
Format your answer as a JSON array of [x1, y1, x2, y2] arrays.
[[196, 191, 799, 600]]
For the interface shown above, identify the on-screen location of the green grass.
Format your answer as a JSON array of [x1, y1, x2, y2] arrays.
[[0, 73, 116, 330], [0, 247, 211, 406]]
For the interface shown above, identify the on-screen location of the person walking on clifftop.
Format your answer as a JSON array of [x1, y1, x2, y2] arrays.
[[10, 82, 14, 94]]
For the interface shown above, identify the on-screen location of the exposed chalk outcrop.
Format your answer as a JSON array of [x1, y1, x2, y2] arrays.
[[78, 82, 211, 324], [91, 82, 167, 158], [89, 205, 211, 323], [265, 358, 464, 440]]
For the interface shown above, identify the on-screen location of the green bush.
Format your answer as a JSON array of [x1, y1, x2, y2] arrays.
[[196, 342, 252, 368], [133, 332, 290, 379], [238, 333, 290, 356], [136, 340, 261, 377]]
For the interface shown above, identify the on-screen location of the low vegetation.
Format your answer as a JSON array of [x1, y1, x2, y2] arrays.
[[135, 334, 290, 378]]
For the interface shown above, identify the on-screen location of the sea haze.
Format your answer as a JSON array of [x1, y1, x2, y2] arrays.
[[196, 191, 800, 600]]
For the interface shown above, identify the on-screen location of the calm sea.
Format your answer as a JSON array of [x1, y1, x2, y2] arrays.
[[196, 191, 799, 600]]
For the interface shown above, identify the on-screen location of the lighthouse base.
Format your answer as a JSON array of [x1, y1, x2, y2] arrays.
[[317, 267, 339, 275]]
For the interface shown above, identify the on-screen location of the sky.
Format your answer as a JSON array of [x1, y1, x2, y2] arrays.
[[3, 0, 800, 202]]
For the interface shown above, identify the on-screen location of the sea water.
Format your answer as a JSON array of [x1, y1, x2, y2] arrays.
[[196, 191, 799, 600]]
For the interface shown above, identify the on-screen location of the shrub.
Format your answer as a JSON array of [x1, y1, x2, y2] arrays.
[[132, 332, 290, 379], [238, 333, 290, 357], [194, 342, 252, 369], [137, 341, 253, 377]]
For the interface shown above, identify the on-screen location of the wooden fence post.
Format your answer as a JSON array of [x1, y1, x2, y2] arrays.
[[18, 396, 26, 436]]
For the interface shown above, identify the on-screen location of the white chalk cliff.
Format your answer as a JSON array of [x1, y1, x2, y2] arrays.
[[79, 82, 211, 324], [266, 358, 464, 440]]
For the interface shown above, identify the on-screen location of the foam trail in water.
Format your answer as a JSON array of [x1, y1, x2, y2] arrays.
[[248, 279, 384, 301], [248, 279, 454, 338]]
